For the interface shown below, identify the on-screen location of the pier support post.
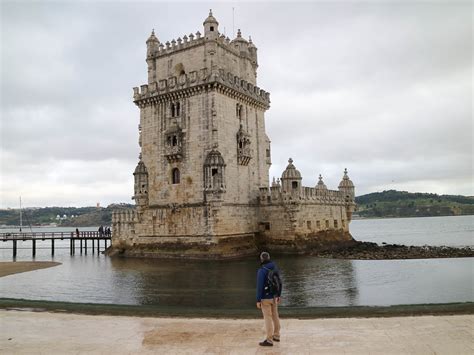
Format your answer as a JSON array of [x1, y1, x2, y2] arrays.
[[85, 239, 87, 255], [32, 239, 36, 257], [105, 239, 108, 248], [97, 239, 100, 253], [51, 239, 55, 256], [80, 239, 83, 254], [13, 240, 17, 258], [92, 237, 95, 254], [70, 239, 73, 255]]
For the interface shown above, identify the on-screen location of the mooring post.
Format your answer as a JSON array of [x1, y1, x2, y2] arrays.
[[13, 239, 17, 258], [51, 239, 55, 256], [32, 239, 36, 257]]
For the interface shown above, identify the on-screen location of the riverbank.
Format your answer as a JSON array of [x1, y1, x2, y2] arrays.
[[1, 298, 472, 318], [0, 261, 61, 278], [1, 310, 472, 354]]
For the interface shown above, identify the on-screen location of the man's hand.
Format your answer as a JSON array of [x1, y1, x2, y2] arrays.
[[256, 302, 261, 309], [275, 297, 281, 304]]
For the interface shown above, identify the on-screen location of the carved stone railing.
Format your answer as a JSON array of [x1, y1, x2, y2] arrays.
[[164, 145, 183, 162]]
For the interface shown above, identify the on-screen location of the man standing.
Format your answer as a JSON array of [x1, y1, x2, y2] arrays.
[[256, 251, 282, 347]]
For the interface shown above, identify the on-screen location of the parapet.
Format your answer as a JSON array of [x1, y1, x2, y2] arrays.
[[147, 31, 204, 60], [133, 69, 270, 108], [258, 185, 350, 206], [147, 29, 254, 61], [112, 210, 138, 224]]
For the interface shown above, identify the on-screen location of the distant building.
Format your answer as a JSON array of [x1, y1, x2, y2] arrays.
[[111, 11, 356, 259]]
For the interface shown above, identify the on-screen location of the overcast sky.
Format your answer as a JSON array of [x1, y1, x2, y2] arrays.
[[1, 1, 472, 208]]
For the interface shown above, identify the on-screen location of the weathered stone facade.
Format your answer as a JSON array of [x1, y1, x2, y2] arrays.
[[110, 11, 356, 259]]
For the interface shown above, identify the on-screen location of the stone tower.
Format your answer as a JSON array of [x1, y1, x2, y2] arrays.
[[112, 10, 272, 258], [111, 11, 356, 259]]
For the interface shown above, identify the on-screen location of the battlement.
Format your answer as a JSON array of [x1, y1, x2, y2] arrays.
[[133, 69, 270, 107], [147, 31, 205, 59], [258, 185, 350, 206], [147, 30, 254, 60]]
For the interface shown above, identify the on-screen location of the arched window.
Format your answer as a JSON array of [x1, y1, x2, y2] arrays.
[[172, 168, 180, 184], [204, 149, 226, 192]]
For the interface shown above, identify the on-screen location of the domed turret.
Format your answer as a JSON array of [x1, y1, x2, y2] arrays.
[[146, 29, 159, 57], [281, 158, 302, 194], [338, 168, 355, 200], [248, 36, 258, 67], [231, 29, 249, 57], [203, 9, 219, 40], [133, 158, 149, 208], [315, 174, 327, 191], [134, 159, 148, 175]]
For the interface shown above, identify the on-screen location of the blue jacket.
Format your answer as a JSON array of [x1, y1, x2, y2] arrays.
[[256, 261, 281, 302]]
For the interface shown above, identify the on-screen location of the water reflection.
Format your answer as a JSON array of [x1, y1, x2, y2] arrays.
[[278, 256, 358, 307], [109, 255, 359, 308], [110, 257, 260, 308]]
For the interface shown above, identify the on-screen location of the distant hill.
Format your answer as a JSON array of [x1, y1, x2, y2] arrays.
[[0, 203, 134, 227], [1, 190, 473, 227], [355, 190, 474, 218]]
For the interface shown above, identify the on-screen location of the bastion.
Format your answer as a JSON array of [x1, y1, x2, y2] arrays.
[[109, 11, 356, 259]]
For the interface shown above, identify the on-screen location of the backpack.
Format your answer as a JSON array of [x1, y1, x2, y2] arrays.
[[263, 266, 282, 296]]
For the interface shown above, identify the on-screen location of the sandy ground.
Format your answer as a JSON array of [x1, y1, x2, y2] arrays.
[[0, 262, 61, 278], [0, 310, 472, 354]]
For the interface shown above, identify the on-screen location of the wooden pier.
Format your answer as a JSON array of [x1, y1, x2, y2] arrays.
[[0, 232, 111, 257]]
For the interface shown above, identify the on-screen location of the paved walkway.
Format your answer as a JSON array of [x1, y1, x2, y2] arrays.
[[0, 310, 472, 354]]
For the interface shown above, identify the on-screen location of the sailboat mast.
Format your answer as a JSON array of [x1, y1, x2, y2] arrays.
[[19, 196, 22, 232]]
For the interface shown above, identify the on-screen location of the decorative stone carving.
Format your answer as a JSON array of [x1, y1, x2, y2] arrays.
[[236, 125, 252, 166], [164, 120, 184, 162], [204, 149, 226, 193]]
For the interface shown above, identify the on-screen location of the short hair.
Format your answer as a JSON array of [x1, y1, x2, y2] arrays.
[[260, 251, 270, 261]]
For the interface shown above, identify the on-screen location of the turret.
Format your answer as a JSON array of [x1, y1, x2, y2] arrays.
[[146, 30, 159, 83], [203, 9, 219, 40], [281, 158, 302, 195], [231, 29, 249, 57], [133, 157, 149, 209], [248, 36, 258, 67], [315, 174, 327, 191], [338, 168, 355, 201], [146, 29, 159, 58]]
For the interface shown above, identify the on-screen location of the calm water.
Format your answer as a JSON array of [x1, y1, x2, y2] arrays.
[[0, 216, 472, 308]]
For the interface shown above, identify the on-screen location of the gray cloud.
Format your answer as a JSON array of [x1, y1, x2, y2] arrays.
[[1, 1, 472, 207]]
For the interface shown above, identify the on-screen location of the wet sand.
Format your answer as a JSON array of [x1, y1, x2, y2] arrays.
[[1, 310, 472, 354], [0, 262, 61, 278]]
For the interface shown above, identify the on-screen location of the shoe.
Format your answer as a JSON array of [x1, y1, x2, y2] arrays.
[[273, 337, 280, 342], [259, 340, 273, 347]]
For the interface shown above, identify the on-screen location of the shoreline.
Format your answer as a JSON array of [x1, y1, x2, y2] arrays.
[[1, 298, 472, 319], [0, 261, 61, 277], [3, 310, 472, 354]]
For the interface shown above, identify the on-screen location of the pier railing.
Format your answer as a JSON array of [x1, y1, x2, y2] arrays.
[[0, 231, 111, 257]]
